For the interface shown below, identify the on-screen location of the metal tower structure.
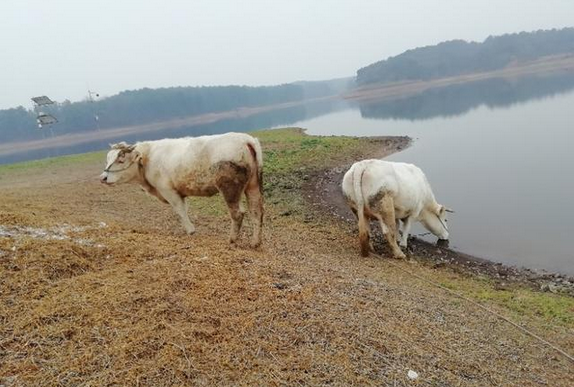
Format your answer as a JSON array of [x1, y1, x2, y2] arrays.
[[31, 95, 58, 137]]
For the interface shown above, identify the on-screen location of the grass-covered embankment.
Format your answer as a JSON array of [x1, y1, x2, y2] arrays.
[[0, 128, 572, 386]]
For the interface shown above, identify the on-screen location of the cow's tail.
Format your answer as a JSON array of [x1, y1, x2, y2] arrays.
[[246, 137, 263, 193], [353, 163, 370, 257]]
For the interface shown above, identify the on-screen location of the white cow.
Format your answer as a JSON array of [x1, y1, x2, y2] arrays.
[[99, 132, 264, 247], [342, 159, 452, 258]]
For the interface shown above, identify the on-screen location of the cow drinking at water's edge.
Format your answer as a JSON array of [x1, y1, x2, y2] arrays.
[[342, 160, 452, 258], [99, 132, 264, 247]]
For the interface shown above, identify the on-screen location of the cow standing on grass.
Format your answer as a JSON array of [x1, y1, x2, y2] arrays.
[[99, 133, 264, 247], [342, 159, 452, 258]]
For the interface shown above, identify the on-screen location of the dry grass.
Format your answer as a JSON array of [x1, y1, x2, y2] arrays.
[[0, 129, 572, 386]]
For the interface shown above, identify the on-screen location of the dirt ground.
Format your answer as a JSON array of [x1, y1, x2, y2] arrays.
[[0, 130, 573, 386]]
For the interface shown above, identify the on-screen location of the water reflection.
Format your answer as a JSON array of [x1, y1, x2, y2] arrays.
[[358, 73, 574, 121]]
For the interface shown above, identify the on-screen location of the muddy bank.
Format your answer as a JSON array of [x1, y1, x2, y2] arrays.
[[302, 138, 574, 296]]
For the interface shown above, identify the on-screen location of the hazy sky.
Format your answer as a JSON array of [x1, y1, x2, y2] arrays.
[[1, 0, 572, 109]]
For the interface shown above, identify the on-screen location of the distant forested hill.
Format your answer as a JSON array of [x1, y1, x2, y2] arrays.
[[0, 79, 349, 143], [356, 28, 574, 86]]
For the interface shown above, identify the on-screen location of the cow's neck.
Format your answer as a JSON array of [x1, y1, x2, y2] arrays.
[[137, 161, 168, 204], [420, 200, 440, 220]]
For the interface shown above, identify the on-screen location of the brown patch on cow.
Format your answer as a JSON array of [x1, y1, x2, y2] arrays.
[[174, 181, 219, 198], [368, 190, 386, 212], [214, 162, 251, 203], [173, 167, 219, 198], [212, 161, 252, 244]]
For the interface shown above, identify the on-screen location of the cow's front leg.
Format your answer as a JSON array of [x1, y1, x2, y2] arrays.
[[399, 217, 413, 248], [159, 188, 195, 235]]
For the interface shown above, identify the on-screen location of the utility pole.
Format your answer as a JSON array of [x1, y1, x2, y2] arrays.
[[88, 90, 100, 131]]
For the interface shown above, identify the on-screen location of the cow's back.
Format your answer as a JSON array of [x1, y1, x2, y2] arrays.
[[140, 133, 259, 196], [344, 160, 432, 218]]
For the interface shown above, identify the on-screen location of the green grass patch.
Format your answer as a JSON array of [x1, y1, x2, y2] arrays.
[[252, 128, 374, 219], [0, 151, 105, 174], [254, 128, 361, 175], [438, 276, 574, 327]]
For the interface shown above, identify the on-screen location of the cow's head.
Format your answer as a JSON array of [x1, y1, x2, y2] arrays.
[[99, 142, 142, 185], [421, 204, 453, 241]]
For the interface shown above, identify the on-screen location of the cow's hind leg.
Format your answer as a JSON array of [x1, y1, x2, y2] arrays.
[[378, 195, 406, 259], [216, 163, 249, 244], [224, 196, 244, 245], [158, 188, 195, 235], [244, 174, 263, 248]]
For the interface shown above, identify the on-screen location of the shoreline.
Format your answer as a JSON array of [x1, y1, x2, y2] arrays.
[[301, 134, 574, 295]]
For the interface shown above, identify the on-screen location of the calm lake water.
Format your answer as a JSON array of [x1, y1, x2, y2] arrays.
[[2, 74, 574, 273]]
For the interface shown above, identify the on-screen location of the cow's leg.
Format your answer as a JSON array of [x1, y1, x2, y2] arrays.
[[399, 217, 413, 248], [215, 167, 249, 245], [379, 195, 406, 259], [245, 177, 263, 248], [158, 188, 195, 235], [217, 182, 244, 244], [224, 196, 244, 244], [350, 208, 359, 221]]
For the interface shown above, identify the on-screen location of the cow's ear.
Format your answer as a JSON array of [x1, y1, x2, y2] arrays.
[[439, 205, 454, 214], [133, 151, 143, 165]]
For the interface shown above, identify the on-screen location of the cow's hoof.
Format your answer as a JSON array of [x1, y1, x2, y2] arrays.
[[186, 229, 196, 235], [229, 237, 239, 246], [436, 239, 449, 248], [394, 251, 407, 260], [250, 241, 262, 249]]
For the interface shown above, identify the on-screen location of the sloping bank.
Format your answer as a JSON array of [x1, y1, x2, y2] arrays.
[[0, 128, 572, 386]]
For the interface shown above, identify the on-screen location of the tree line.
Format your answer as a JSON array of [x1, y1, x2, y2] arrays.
[[356, 28, 574, 85], [0, 80, 346, 143]]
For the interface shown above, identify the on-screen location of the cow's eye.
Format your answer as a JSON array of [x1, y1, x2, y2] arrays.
[[117, 159, 124, 164]]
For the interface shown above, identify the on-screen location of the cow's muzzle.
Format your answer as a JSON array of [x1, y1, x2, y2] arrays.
[[99, 173, 112, 185]]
